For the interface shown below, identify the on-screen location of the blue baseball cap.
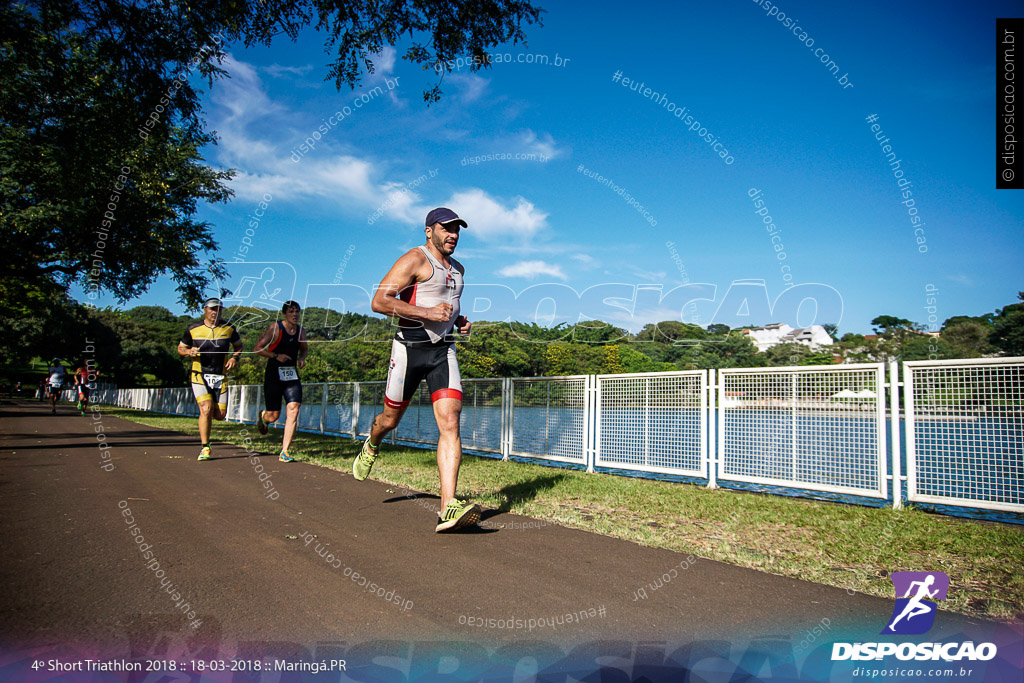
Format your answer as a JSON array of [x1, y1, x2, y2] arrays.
[[425, 207, 467, 229]]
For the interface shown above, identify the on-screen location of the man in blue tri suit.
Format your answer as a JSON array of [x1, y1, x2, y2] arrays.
[[254, 300, 308, 462], [353, 207, 481, 533]]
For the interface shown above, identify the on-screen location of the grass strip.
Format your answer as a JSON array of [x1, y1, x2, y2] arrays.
[[100, 406, 1024, 622]]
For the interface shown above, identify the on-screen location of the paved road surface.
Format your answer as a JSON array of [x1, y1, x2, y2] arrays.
[[0, 399, 1018, 680]]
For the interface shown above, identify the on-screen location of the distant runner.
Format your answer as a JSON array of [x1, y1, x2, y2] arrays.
[[354, 207, 480, 532], [177, 298, 242, 461], [254, 301, 308, 462], [73, 361, 96, 416], [46, 358, 68, 414]]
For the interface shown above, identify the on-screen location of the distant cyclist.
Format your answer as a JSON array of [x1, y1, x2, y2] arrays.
[[177, 298, 242, 461], [254, 301, 308, 462], [46, 358, 68, 414]]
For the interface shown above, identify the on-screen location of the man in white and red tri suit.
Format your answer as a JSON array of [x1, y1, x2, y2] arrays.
[[353, 207, 481, 532]]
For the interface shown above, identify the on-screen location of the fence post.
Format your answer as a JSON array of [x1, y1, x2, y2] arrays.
[[501, 378, 511, 461], [320, 383, 328, 434], [351, 383, 361, 437], [239, 384, 248, 424], [643, 377, 650, 468], [585, 375, 595, 473], [890, 361, 903, 510], [707, 369, 717, 489], [903, 361, 917, 509], [790, 371, 798, 480]]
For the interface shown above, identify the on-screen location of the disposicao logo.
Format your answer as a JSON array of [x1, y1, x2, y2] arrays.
[[831, 570, 998, 662], [882, 571, 948, 635]]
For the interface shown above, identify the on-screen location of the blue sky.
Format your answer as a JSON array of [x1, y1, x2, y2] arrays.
[[82, 0, 1024, 336]]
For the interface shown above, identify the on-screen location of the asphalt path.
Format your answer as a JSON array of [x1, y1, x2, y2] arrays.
[[0, 398, 1017, 678]]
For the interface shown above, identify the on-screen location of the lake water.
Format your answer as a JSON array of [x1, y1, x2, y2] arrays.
[[112, 388, 1022, 524]]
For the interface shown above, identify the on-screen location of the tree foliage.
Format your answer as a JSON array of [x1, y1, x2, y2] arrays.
[[941, 321, 993, 358], [989, 292, 1024, 356], [10, 292, 1024, 388], [2, 2, 234, 307], [2, 0, 544, 310], [870, 315, 917, 335]]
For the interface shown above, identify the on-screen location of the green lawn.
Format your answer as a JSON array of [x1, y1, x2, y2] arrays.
[[100, 406, 1024, 622]]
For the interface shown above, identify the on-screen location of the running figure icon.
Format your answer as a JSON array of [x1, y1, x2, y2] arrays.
[[882, 571, 949, 635], [887, 575, 938, 631]]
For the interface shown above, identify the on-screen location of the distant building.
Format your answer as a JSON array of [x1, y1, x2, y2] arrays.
[[741, 323, 834, 352]]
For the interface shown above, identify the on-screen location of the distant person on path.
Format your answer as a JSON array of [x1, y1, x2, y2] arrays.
[[254, 301, 308, 462], [46, 358, 68, 414], [73, 361, 96, 415], [353, 207, 480, 532], [177, 298, 242, 461]]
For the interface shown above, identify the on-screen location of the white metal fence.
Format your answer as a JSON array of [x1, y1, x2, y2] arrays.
[[510, 376, 589, 464], [80, 358, 1024, 516], [904, 358, 1023, 513], [221, 378, 507, 453], [717, 364, 888, 499], [595, 371, 708, 478]]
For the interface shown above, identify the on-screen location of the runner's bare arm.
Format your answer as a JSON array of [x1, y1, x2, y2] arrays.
[[453, 258, 470, 333], [297, 330, 308, 369], [254, 324, 280, 359], [372, 250, 453, 322], [225, 339, 243, 372], [177, 342, 199, 358]]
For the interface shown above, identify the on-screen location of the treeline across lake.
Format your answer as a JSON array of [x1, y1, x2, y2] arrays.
[[7, 290, 1022, 388]]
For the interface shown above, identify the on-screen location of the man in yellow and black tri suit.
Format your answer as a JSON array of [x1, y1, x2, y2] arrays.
[[177, 298, 242, 460]]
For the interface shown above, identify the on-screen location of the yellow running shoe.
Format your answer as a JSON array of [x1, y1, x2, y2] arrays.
[[197, 446, 212, 461], [435, 499, 482, 533], [353, 438, 378, 481]]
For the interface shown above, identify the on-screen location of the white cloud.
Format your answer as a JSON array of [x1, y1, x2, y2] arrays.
[[211, 54, 408, 209], [447, 189, 548, 239], [517, 129, 564, 160], [208, 56, 550, 234], [497, 260, 567, 280], [946, 273, 974, 286], [372, 47, 397, 76], [263, 64, 314, 78], [450, 74, 490, 104], [626, 266, 668, 282], [215, 56, 283, 121]]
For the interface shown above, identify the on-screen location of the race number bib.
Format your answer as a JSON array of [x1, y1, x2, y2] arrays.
[[203, 373, 225, 389], [278, 367, 299, 382]]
